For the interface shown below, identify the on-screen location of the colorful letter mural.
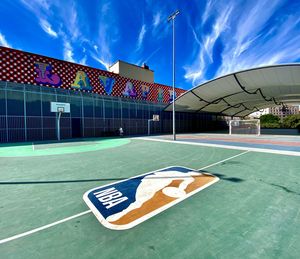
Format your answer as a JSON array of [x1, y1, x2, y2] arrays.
[[123, 81, 137, 97], [2, 49, 185, 103], [141, 85, 150, 99], [99, 76, 115, 95], [168, 90, 177, 103], [71, 71, 93, 91], [157, 88, 164, 102], [34, 62, 62, 86]]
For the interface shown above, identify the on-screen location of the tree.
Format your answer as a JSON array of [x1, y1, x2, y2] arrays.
[[260, 114, 281, 128], [282, 114, 300, 129]]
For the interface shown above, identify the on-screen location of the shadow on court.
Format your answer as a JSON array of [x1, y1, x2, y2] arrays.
[[0, 171, 245, 185]]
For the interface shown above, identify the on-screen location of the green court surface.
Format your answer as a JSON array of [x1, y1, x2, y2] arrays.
[[0, 138, 130, 157], [0, 137, 299, 258]]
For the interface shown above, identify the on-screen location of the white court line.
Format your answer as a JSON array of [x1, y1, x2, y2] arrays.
[[136, 137, 300, 157], [0, 210, 91, 245], [0, 150, 250, 245], [32, 142, 35, 151], [197, 150, 250, 171]]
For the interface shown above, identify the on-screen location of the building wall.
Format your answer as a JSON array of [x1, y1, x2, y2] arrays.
[[248, 109, 269, 118], [0, 47, 224, 143], [0, 81, 219, 143], [268, 106, 299, 120], [0, 47, 184, 103], [109, 61, 154, 83]]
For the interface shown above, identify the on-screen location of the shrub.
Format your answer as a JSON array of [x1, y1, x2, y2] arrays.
[[282, 114, 300, 129], [261, 122, 281, 128], [260, 114, 281, 128]]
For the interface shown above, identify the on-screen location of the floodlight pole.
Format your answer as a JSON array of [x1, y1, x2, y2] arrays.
[[168, 10, 179, 141]]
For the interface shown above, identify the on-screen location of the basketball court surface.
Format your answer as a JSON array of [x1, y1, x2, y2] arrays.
[[0, 134, 299, 258]]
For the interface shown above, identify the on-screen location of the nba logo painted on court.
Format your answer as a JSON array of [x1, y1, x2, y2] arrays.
[[83, 166, 219, 230]]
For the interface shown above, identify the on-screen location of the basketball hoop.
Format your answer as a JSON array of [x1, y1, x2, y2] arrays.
[[153, 115, 159, 121], [50, 102, 70, 141], [148, 114, 160, 135], [57, 107, 65, 113]]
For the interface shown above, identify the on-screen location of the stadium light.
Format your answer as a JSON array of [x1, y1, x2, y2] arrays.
[[168, 10, 180, 141]]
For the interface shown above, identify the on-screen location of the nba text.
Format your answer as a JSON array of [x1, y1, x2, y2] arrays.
[[94, 187, 128, 209]]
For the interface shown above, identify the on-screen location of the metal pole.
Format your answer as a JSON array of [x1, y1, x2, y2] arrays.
[[5, 83, 8, 142], [40, 87, 44, 140], [168, 10, 179, 141], [23, 85, 27, 142], [57, 112, 62, 141], [81, 94, 84, 137], [172, 18, 176, 141], [148, 119, 152, 136]]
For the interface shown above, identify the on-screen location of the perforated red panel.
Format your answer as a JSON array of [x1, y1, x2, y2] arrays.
[[0, 47, 185, 103]]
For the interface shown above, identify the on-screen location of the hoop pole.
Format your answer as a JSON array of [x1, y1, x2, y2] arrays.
[[57, 111, 62, 141]]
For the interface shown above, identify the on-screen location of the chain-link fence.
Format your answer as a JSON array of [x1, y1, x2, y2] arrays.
[[0, 81, 218, 143]]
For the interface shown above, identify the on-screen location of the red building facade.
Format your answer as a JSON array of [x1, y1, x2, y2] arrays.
[[0, 47, 185, 103]]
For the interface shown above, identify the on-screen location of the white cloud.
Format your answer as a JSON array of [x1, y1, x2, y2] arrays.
[[202, 0, 214, 25], [39, 19, 58, 38], [189, 22, 201, 46], [150, 7, 170, 39], [91, 2, 119, 70], [79, 55, 87, 66], [0, 32, 12, 48], [184, 0, 299, 86], [91, 54, 110, 70], [184, 4, 233, 85], [217, 0, 299, 77], [136, 47, 161, 66], [97, 25, 112, 68], [137, 24, 147, 50], [68, 3, 80, 40], [20, 0, 89, 65], [63, 41, 75, 63], [20, 0, 50, 12], [203, 5, 232, 61], [184, 71, 203, 85], [153, 12, 161, 28], [20, 0, 56, 39]]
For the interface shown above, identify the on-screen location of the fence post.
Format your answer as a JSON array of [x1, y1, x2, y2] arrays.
[[5, 82, 8, 142], [148, 119, 153, 135], [81, 93, 84, 137], [23, 85, 27, 141]]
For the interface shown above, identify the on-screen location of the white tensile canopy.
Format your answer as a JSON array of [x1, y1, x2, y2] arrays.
[[165, 64, 300, 117]]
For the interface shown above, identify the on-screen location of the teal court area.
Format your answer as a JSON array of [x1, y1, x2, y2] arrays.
[[0, 135, 299, 258], [0, 138, 130, 157]]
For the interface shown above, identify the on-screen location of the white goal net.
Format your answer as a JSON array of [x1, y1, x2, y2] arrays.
[[229, 119, 260, 135]]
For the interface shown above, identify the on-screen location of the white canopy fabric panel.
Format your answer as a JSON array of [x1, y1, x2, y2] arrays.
[[165, 64, 300, 117]]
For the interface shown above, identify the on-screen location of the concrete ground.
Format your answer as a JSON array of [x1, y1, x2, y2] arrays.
[[0, 137, 299, 258]]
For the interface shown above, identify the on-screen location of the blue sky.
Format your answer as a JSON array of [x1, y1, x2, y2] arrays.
[[0, 0, 300, 90]]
